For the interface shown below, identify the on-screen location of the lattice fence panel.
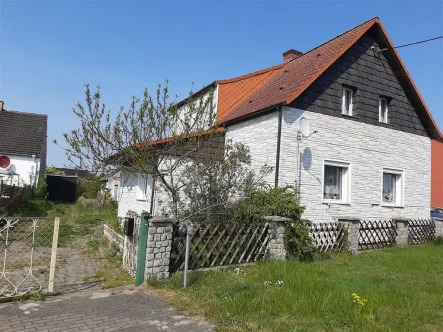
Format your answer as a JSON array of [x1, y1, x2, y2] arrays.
[[122, 214, 140, 277], [309, 222, 347, 252], [359, 220, 397, 251], [0, 217, 55, 297], [170, 221, 269, 273], [408, 219, 435, 244]]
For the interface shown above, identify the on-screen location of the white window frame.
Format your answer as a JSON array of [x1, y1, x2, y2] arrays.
[[322, 159, 351, 205], [136, 174, 152, 201], [381, 168, 404, 207], [342, 87, 353, 116], [379, 98, 388, 123]]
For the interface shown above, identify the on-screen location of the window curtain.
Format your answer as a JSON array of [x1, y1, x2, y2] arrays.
[[324, 166, 342, 200], [383, 173, 396, 203]]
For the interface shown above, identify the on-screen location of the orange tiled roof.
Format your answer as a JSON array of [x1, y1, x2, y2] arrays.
[[135, 127, 225, 148], [217, 17, 442, 139], [216, 64, 283, 123]]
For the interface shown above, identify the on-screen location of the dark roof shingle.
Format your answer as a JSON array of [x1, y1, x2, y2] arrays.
[[0, 110, 48, 157], [218, 17, 442, 139]]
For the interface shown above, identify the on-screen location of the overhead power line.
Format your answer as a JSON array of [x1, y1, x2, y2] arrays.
[[377, 35, 443, 53]]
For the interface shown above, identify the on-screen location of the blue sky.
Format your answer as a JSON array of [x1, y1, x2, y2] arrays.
[[1, 0, 442, 167]]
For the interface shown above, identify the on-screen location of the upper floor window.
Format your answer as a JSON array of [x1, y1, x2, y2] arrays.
[[379, 98, 388, 123], [342, 87, 353, 116]]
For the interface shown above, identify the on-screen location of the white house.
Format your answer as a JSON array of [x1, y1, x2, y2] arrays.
[[101, 171, 122, 201], [0, 101, 47, 187], [117, 17, 442, 222]]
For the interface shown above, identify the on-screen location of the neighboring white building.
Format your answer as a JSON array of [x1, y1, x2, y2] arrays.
[[101, 171, 122, 201], [0, 102, 47, 187], [117, 18, 442, 222]]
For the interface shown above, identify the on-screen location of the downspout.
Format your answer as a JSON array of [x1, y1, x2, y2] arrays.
[[149, 176, 156, 215], [275, 107, 283, 188]]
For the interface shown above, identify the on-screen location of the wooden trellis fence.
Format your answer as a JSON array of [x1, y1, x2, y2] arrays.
[[358, 220, 397, 250], [170, 221, 269, 273], [408, 219, 435, 244], [309, 222, 347, 252]]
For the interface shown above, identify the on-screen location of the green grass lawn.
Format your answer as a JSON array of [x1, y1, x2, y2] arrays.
[[149, 243, 443, 332]]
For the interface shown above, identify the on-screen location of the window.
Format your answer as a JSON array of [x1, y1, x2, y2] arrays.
[[379, 98, 388, 123], [137, 175, 152, 201], [382, 168, 403, 206], [323, 160, 350, 203], [342, 87, 353, 116]]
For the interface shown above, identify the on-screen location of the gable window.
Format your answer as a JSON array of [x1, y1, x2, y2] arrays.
[[323, 160, 351, 204], [379, 98, 388, 123], [382, 168, 403, 206], [342, 87, 353, 116]]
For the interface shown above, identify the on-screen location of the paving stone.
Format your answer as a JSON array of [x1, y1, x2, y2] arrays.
[[0, 289, 213, 331]]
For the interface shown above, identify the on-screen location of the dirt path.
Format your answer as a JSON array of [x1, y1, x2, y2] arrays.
[[54, 219, 103, 293]]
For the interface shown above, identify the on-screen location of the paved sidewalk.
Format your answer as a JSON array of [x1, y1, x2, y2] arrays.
[[0, 288, 213, 332], [54, 247, 102, 293]]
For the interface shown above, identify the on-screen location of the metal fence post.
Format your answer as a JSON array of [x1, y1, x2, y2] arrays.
[[184, 222, 193, 288], [135, 213, 149, 286], [48, 217, 60, 293]]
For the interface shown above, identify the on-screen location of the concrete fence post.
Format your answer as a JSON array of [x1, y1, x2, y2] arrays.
[[393, 218, 409, 246], [145, 217, 176, 280], [433, 218, 443, 238], [338, 217, 360, 254], [263, 216, 292, 260]]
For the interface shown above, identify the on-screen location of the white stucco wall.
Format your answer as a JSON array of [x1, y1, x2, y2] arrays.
[[0, 155, 41, 186], [105, 171, 121, 200], [175, 86, 218, 134], [226, 107, 431, 222], [117, 156, 192, 218], [224, 112, 279, 185], [117, 171, 152, 218]]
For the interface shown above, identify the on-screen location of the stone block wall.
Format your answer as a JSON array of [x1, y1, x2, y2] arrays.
[[264, 216, 292, 260], [145, 217, 175, 280], [434, 218, 443, 238]]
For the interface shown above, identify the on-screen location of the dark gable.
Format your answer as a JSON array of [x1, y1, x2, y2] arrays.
[[0, 110, 48, 157]]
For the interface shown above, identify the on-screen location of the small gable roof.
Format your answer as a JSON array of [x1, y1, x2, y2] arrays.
[[0, 109, 48, 157], [217, 17, 442, 140]]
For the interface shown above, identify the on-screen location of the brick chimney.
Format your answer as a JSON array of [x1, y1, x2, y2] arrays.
[[0, 101, 3, 111], [283, 49, 303, 62]]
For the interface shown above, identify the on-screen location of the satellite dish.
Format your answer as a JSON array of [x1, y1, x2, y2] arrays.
[[299, 117, 311, 137], [0, 156, 10, 169]]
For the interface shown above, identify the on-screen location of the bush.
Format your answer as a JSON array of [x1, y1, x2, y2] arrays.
[[234, 186, 316, 261], [81, 175, 102, 199], [32, 178, 48, 200]]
